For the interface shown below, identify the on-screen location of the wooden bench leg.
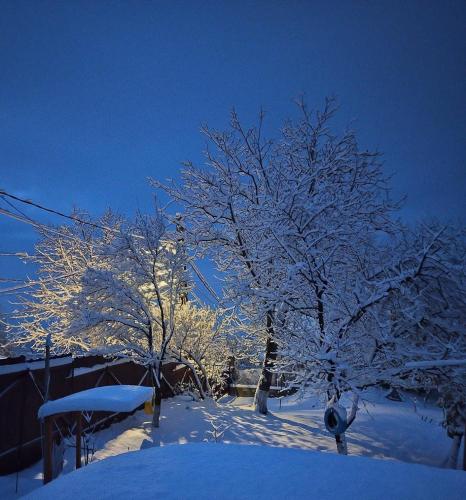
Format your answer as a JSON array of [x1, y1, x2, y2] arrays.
[[43, 416, 53, 484], [75, 412, 82, 469]]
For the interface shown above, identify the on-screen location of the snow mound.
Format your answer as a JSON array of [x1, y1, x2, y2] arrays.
[[24, 443, 465, 500]]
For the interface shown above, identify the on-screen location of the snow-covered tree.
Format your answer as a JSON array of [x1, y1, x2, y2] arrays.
[[274, 221, 465, 454], [156, 107, 280, 413], [172, 302, 233, 397], [379, 223, 466, 467], [8, 208, 194, 427], [158, 98, 398, 416], [7, 210, 121, 354], [67, 210, 191, 427]]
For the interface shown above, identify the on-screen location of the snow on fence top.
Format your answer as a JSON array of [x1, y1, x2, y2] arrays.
[[0, 356, 73, 375], [67, 358, 130, 378], [38, 385, 153, 418]]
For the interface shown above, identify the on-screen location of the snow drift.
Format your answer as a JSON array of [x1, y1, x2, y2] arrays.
[[24, 443, 465, 500]]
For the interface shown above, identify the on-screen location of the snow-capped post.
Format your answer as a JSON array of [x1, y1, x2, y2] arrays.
[[44, 333, 52, 402], [42, 331, 65, 483], [42, 332, 53, 484]]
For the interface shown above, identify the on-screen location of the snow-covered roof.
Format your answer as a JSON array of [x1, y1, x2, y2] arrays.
[[38, 385, 153, 418]]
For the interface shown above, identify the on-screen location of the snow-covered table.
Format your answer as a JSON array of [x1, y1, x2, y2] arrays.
[[38, 385, 153, 418], [38, 385, 153, 485]]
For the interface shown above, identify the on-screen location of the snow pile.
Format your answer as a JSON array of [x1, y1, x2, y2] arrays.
[[38, 385, 153, 418], [24, 443, 465, 500]]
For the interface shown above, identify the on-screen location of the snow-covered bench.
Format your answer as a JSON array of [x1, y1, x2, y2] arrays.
[[38, 385, 153, 485]]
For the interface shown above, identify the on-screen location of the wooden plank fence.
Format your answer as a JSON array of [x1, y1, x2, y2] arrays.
[[0, 354, 196, 475]]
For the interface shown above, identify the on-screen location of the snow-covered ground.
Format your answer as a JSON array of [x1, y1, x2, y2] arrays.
[[23, 443, 466, 500], [1, 390, 464, 499]]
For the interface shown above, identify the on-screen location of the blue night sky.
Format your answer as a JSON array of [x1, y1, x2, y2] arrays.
[[1, 1, 465, 308]]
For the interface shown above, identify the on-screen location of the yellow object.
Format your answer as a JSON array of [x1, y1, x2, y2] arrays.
[[144, 401, 153, 414]]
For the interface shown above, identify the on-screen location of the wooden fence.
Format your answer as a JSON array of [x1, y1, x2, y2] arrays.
[[0, 354, 195, 475]]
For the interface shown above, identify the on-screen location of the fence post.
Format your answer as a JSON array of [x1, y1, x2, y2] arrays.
[[44, 334, 52, 402], [15, 373, 27, 493], [463, 423, 466, 471], [42, 334, 53, 484]]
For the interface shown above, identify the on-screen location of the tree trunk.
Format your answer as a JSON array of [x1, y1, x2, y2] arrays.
[[195, 361, 212, 398], [328, 393, 358, 456], [152, 389, 162, 428], [317, 288, 325, 346], [151, 363, 162, 428], [177, 356, 208, 399], [335, 433, 348, 455], [254, 312, 277, 415], [448, 434, 462, 469]]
